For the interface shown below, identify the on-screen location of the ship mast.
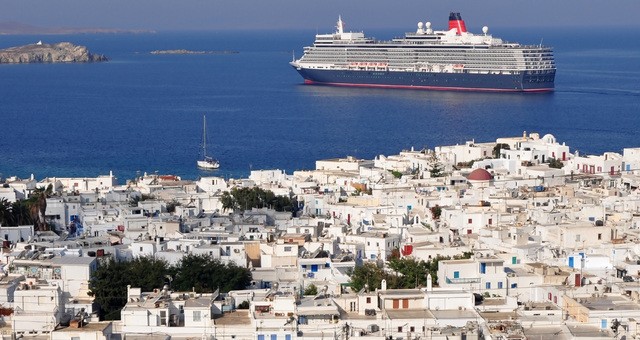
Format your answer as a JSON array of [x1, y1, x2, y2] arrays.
[[202, 114, 207, 158]]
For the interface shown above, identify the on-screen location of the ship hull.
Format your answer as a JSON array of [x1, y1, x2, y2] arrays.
[[294, 67, 555, 92]]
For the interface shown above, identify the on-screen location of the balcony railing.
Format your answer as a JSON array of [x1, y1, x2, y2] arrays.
[[446, 277, 480, 284]]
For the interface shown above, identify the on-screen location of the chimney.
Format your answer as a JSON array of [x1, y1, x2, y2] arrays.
[[448, 12, 467, 35], [427, 274, 433, 291], [381, 279, 387, 291]]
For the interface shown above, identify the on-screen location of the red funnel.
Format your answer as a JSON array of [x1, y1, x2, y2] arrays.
[[448, 12, 467, 35]]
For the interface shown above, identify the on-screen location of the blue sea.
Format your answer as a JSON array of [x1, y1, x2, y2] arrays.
[[1, 27, 639, 182]]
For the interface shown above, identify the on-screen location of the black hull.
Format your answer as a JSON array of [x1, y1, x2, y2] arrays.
[[294, 67, 555, 92]]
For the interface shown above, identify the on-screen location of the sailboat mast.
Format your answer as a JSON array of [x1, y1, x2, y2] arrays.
[[202, 114, 207, 157]]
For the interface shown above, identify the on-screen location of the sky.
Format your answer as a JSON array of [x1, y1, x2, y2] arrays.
[[3, 0, 640, 31]]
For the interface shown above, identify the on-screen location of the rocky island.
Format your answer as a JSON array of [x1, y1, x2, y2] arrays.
[[0, 41, 108, 63]]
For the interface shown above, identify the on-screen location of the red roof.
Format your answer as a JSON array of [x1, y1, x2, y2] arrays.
[[467, 168, 493, 181]]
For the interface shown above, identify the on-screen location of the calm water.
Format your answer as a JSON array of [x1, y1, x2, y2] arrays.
[[1, 27, 639, 182]]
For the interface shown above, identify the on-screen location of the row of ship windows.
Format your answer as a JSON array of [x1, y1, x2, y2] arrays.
[[306, 54, 553, 61], [303, 59, 554, 68], [304, 56, 553, 63], [310, 45, 553, 52], [307, 47, 553, 56]]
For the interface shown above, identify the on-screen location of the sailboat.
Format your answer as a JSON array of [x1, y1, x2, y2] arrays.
[[197, 114, 220, 169]]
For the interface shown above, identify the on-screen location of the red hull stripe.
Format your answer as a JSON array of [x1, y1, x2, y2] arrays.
[[303, 79, 553, 93]]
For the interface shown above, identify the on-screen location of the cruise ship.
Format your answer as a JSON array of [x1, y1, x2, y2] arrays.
[[290, 13, 555, 92]]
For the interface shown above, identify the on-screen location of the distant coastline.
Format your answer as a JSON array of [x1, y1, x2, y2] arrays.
[[0, 21, 154, 35], [150, 49, 239, 55]]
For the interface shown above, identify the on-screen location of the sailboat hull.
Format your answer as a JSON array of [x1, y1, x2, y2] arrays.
[[197, 159, 219, 169]]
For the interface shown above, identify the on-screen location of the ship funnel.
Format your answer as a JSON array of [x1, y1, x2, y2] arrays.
[[448, 12, 467, 35]]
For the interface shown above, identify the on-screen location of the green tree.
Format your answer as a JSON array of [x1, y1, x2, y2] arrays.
[[493, 143, 510, 158], [304, 283, 318, 296], [430, 205, 442, 220], [427, 151, 444, 178], [169, 254, 251, 293], [0, 198, 14, 226], [348, 262, 386, 292], [390, 170, 403, 179], [548, 158, 564, 169], [220, 187, 295, 213], [88, 257, 170, 320], [388, 257, 430, 288]]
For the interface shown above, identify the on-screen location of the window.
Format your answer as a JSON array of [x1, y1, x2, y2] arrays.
[[486, 282, 491, 289], [398, 326, 403, 332], [512, 256, 517, 265], [511, 283, 518, 288], [193, 311, 201, 322], [480, 263, 486, 274], [488, 218, 493, 225], [284, 246, 292, 252], [160, 311, 167, 326], [498, 282, 503, 289], [468, 218, 472, 224], [410, 326, 415, 332], [598, 233, 602, 240], [453, 271, 460, 279], [366, 297, 371, 303]]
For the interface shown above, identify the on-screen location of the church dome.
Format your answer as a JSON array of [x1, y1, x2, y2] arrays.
[[467, 168, 493, 181]]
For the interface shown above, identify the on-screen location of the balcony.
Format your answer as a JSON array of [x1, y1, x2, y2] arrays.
[[446, 277, 480, 284]]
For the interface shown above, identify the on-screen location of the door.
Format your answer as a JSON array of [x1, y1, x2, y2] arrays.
[[402, 299, 409, 309], [392, 299, 399, 309]]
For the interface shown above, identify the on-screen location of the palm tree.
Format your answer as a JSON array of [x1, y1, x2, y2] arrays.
[[0, 198, 12, 226]]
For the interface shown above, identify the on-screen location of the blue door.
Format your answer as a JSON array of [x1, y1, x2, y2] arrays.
[[271, 335, 277, 340], [601, 319, 607, 329], [258, 335, 265, 340], [311, 264, 318, 272], [568, 256, 574, 268], [285, 335, 292, 340]]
